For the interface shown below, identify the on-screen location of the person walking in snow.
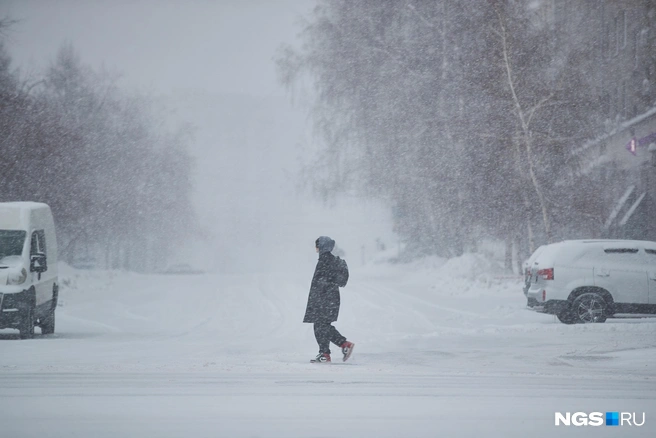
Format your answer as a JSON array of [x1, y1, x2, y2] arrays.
[[303, 236, 355, 363]]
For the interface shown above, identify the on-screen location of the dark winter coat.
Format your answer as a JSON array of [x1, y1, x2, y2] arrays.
[[303, 251, 341, 323]]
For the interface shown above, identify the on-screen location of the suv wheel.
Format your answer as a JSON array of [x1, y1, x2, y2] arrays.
[[572, 292, 607, 323], [556, 308, 577, 324]]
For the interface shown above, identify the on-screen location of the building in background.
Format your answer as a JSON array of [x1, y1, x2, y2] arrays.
[[557, 0, 656, 240]]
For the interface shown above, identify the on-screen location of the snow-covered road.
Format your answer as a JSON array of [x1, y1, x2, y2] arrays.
[[1, 256, 655, 437], [1, 371, 654, 438]]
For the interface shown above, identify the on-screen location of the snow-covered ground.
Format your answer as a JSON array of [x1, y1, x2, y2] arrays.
[[1, 255, 655, 437]]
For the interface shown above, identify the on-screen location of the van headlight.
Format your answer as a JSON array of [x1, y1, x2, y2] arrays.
[[7, 268, 27, 285]]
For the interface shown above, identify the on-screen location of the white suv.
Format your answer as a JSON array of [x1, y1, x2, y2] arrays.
[[525, 240, 656, 324]]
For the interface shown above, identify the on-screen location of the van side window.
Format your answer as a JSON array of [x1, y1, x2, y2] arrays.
[[604, 248, 639, 253], [646, 249, 656, 256], [30, 232, 38, 255], [37, 230, 46, 254], [30, 230, 46, 255]]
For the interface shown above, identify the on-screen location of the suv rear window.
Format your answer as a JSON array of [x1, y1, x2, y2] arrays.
[[604, 248, 639, 253]]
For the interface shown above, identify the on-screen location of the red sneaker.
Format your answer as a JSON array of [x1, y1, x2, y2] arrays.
[[340, 341, 355, 362], [310, 353, 331, 363]]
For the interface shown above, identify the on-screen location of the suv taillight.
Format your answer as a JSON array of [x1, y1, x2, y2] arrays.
[[537, 268, 554, 280]]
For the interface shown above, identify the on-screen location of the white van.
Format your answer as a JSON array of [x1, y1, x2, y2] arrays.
[[0, 202, 58, 338]]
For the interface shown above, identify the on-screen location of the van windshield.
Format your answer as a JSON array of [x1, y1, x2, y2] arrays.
[[0, 230, 26, 258]]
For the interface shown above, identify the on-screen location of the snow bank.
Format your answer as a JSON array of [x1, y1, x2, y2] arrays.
[[437, 252, 504, 281]]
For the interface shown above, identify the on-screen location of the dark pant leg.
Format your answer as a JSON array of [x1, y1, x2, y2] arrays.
[[328, 325, 346, 347], [314, 323, 331, 354], [315, 323, 347, 354]]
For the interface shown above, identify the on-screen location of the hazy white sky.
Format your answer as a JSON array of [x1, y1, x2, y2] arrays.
[[4, 0, 311, 96], [2, 0, 395, 273]]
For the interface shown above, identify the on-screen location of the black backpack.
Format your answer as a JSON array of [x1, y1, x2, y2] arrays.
[[334, 256, 349, 287]]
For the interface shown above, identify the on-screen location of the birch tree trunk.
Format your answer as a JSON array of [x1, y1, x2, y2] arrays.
[[497, 10, 553, 243]]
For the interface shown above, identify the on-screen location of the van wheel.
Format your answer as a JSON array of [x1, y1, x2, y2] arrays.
[[572, 293, 607, 323], [40, 310, 55, 335], [19, 304, 35, 339], [556, 309, 577, 324]]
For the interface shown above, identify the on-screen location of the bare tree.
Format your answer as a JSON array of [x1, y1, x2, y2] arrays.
[[0, 39, 197, 271], [278, 0, 606, 261]]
